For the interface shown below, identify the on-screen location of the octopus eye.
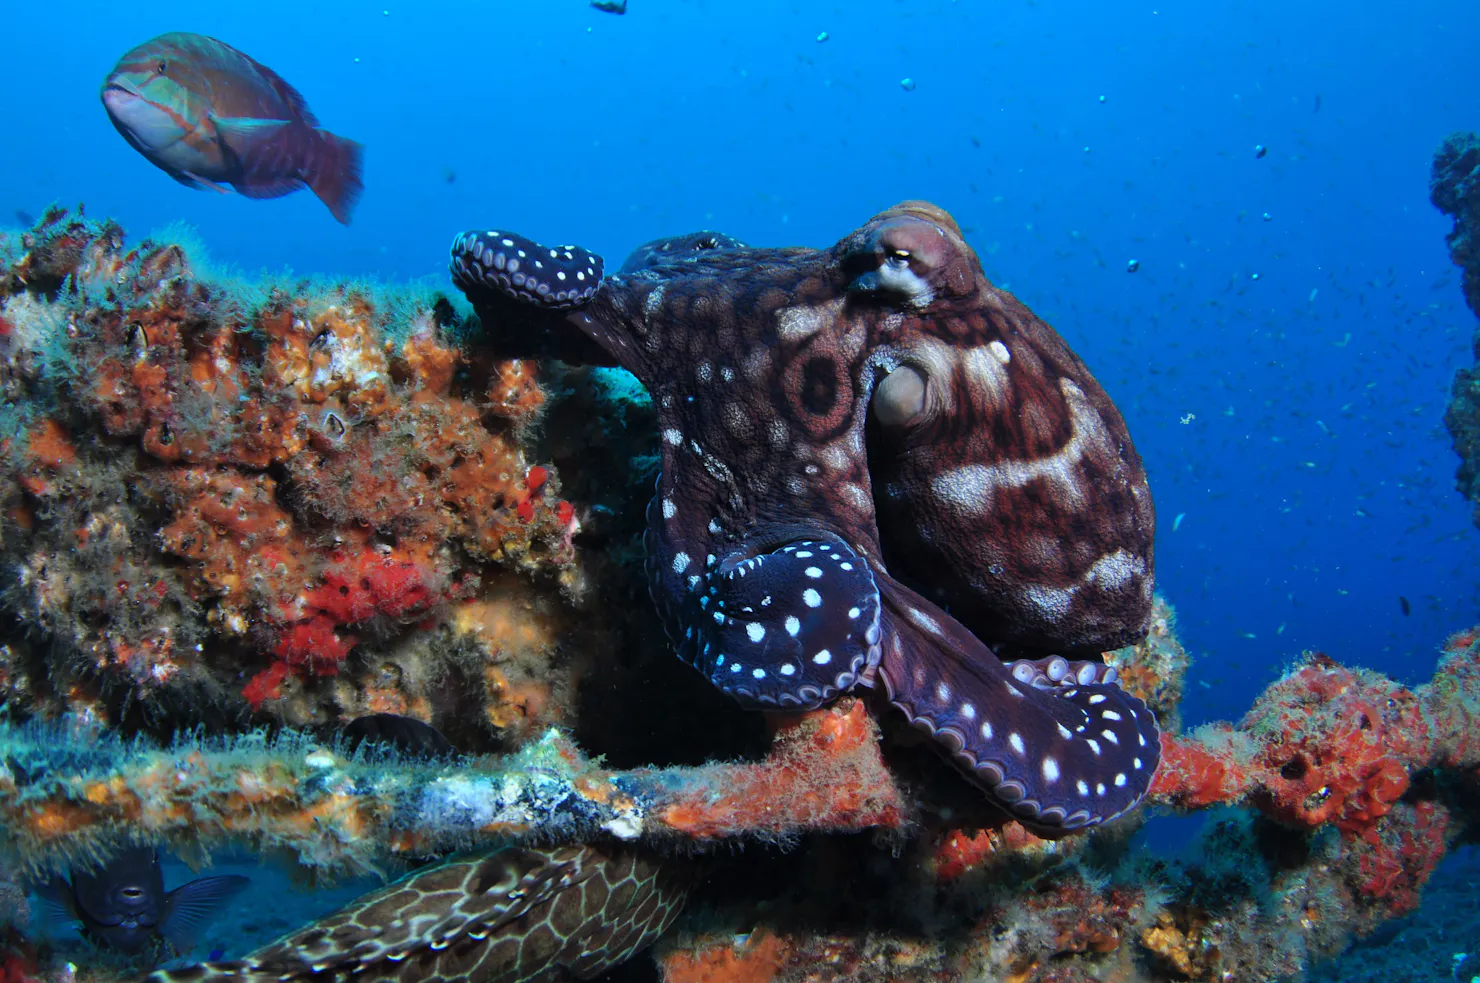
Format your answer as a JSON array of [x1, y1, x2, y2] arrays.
[[873, 365, 929, 427], [849, 239, 935, 308]]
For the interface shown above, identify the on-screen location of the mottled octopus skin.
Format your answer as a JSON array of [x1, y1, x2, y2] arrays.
[[145, 845, 686, 983], [451, 201, 1160, 832]]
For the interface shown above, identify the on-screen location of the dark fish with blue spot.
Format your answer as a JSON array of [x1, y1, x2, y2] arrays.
[[44, 846, 249, 955], [101, 32, 363, 224], [340, 712, 456, 760]]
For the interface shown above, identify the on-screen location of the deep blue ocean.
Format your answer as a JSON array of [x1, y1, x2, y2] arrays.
[[8, 0, 1480, 730]]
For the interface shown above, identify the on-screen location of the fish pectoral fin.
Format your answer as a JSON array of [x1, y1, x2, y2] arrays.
[[211, 115, 293, 145], [159, 874, 251, 952], [178, 171, 231, 194], [32, 876, 80, 923]]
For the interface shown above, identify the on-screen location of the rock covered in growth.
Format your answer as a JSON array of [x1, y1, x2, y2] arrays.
[[1432, 132, 1480, 524], [0, 207, 637, 745], [1432, 132, 1480, 319]]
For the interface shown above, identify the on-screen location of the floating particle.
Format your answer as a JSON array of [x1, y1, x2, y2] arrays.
[[1173, 512, 1186, 531], [1126, 258, 1140, 272], [817, 31, 829, 42], [1254, 144, 1268, 158], [1250, 272, 1261, 280], [900, 78, 916, 91], [1098, 95, 1107, 103], [1262, 211, 1272, 221]]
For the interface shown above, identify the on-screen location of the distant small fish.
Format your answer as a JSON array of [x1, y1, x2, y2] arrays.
[[1399, 596, 1411, 616], [591, 0, 628, 12], [12, 209, 34, 228], [43, 846, 249, 955], [101, 33, 363, 223], [1254, 144, 1268, 158]]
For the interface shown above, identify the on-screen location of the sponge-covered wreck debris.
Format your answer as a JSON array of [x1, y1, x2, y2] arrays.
[[0, 211, 1476, 983]]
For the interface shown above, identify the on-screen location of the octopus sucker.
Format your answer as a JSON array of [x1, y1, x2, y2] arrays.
[[875, 575, 1160, 833], [450, 200, 1161, 830]]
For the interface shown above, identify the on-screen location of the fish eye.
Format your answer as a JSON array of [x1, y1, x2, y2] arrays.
[[156, 60, 168, 75]]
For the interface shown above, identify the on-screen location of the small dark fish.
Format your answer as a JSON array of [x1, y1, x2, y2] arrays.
[[101, 33, 363, 224], [1313, 93, 1322, 113], [44, 846, 249, 955], [12, 209, 34, 228], [1254, 144, 1268, 158], [591, 0, 628, 12], [340, 713, 456, 760], [1399, 596, 1411, 616]]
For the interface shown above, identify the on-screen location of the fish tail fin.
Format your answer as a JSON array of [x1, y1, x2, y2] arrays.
[[304, 129, 363, 225]]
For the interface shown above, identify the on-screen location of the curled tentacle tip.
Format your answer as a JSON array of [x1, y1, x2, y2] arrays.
[[450, 229, 603, 310]]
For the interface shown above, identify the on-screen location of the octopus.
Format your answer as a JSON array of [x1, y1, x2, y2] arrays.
[[450, 201, 1161, 833], [145, 844, 685, 983]]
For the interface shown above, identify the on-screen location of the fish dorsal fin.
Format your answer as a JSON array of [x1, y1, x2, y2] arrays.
[[250, 61, 319, 127], [201, 34, 320, 127], [159, 874, 251, 952]]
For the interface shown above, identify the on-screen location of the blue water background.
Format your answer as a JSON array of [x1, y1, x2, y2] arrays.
[[7, 0, 1479, 727]]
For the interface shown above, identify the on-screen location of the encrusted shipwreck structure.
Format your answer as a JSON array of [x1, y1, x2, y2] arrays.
[[1434, 131, 1480, 524], [0, 212, 1477, 983]]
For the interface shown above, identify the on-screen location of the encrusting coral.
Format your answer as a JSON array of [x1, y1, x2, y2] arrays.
[[1, 212, 1478, 983], [0, 207, 620, 749]]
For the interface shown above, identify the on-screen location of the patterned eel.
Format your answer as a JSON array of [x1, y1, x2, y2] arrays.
[[145, 844, 686, 983], [451, 201, 1162, 835]]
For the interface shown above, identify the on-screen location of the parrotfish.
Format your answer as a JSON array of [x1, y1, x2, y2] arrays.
[[43, 846, 249, 955], [101, 33, 363, 224]]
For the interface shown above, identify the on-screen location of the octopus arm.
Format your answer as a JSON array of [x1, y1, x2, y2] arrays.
[[873, 575, 1161, 834], [449, 228, 620, 365]]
